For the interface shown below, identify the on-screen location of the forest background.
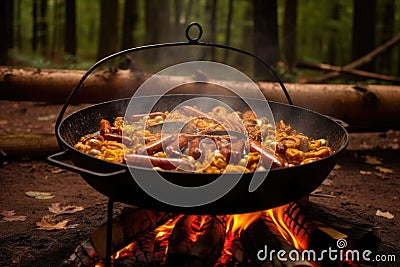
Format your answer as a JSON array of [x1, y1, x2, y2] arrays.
[[1, 0, 400, 84]]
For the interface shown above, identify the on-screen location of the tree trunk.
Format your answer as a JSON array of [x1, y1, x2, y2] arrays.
[[97, 0, 119, 60], [223, 0, 233, 62], [32, 0, 38, 51], [50, 0, 61, 59], [328, 2, 340, 65], [173, 0, 183, 40], [145, 0, 161, 61], [145, 0, 161, 44], [15, 0, 22, 50], [121, 0, 138, 50], [352, 0, 376, 72], [65, 0, 76, 56], [0, 0, 13, 64], [283, 0, 297, 71], [253, 0, 279, 80], [206, 0, 217, 60], [159, 0, 171, 43], [39, 0, 48, 55], [377, 0, 395, 74]]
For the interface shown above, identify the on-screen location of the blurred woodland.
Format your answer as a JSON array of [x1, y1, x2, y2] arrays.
[[1, 0, 400, 83]]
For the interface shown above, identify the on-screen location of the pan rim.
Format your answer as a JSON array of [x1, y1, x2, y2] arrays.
[[56, 94, 348, 174]]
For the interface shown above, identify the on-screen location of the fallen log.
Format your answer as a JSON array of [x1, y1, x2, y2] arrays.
[[0, 66, 150, 103], [0, 134, 60, 158], [301, 33, 400, 83], [1, 66, 400, 130], [297, 61, 400, 84]]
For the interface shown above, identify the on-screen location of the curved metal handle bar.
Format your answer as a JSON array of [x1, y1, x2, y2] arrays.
[[47, 151, 126, 177], [55, 22, 293, 148]]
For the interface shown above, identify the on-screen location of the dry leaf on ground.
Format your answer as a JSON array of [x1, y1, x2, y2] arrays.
[[359, 170, 372, 175], [49, 167, 64, 174], [48, 203, 84, 215], [36, 215, 79, 231], [25, 191, 55, 200], [375, 166, 395, 174], [0, 210, 27, 222], [364, 155, 383, 165], [376, 209, 395, 220], [333, 164, 341, 170]]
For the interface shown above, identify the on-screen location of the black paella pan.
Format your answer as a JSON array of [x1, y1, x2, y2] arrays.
[[48, 94, 348, 214], [47, 23, 348, 214]]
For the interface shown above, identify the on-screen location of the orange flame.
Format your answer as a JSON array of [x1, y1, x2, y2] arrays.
[[226, 211, 261, 235], [155, 215, 182, 239], [111, 204, 307, 263], [265, 205, 301, 250]]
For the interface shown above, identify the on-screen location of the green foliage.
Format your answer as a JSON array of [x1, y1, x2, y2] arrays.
[[7, 0, 400, 82]]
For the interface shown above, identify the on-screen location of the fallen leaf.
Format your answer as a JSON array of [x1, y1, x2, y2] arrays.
[[1, 210, 27, 222], [36, 215, 79, 231], [359, 170, 372, 175], [48, 203, 84, 215], [333, 164, 341, 170], [375, 166, 395, 174], [25, 191, 55, 200], [49, 167, 64, 174], [376, 209, 394, 220], [364, 155, 383, 165]]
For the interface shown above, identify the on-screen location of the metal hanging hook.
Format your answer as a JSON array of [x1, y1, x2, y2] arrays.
[[185, 22, 203, 43]]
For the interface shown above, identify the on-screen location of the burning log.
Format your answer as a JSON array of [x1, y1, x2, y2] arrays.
[[167, 215, 198, 260], [190, 215, 226, 267], [62, 201, 377, 267], [214, 232, 248, 267], [167, 215, 226, 267], [113, 231, 157, 266], [60, 239, 99, 267], [282, 203, 341, 251], [90, 207, 175, 260], [241, 212, 313, 267]]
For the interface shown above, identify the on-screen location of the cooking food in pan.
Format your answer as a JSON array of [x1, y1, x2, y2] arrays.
[[74, 105, 333, 173]]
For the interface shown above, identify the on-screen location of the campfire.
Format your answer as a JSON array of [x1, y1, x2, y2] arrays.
[[62, 200, 378, 267]]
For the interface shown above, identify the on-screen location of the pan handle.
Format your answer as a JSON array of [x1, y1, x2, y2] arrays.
[[47, 151, 126, 177]]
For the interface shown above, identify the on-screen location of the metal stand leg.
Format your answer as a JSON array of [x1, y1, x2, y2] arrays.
[[105, 198, 114, 267]]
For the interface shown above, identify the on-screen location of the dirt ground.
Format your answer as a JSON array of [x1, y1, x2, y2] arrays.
[[0, 101, 399, 267]]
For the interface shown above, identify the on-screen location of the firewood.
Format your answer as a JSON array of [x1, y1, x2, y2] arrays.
[[281, 203, 358, 266], [90, 207, 175, 260], [113, 231, 157, 266], [167, 215, 199, 265], [303, 203, 381, 251], [167, 215, 226, 267], [59, 239, 99, 267], [282, 203, 340, 251], [190, 215, 226, 267], [153, 232, 170, 266], [214, 232, 248, 267], [241, 215, 313, 267]]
